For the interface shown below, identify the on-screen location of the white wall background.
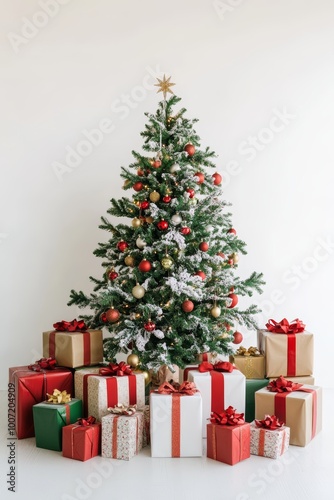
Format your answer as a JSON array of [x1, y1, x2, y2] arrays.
[[1, 0, 334, 389]]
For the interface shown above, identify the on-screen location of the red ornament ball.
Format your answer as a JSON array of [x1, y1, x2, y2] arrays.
[[228, 228, 237, 235], [195, 270, 206, 280], [227, 293, 238, 308], [144, 321, 156, 332], [137, 169, 144, 176], [138, 259, 152, 272], [117, 241, 129, 252], [157, 220, 169, 231], [140, 200, 150, 210], [162, 195, 172, 203], [133, 182, 144, 192], [186, 188, 195, 198], [180, 226, 191, 235], [184, 143, 196, 156], [108, 271, 118, 280], [232, 331, 243, 345], [217, 252, 225, 259], [195, 172, 205, 184], [106, 308, 120, 323], [199, 242, 209, 252], [224, 323, 231, 331], [101, 313, 107, 323], [152, 159, 161, 168], [182, 299, 194, 313], [212, 172, 222, 185]]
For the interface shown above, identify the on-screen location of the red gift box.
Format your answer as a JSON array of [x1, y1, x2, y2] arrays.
[[9, 366, 73, 439], [207, 422, 250, 465], [62, 419, 101, 461]]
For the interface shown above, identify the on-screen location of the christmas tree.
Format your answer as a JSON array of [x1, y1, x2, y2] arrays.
[[68, 75, 265, 370]]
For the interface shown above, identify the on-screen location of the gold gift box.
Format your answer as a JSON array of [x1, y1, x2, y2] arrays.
[[229, 354, 265, 379]]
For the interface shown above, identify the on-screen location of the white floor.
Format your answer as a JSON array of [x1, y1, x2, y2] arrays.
[[0, 388, 333, 500]]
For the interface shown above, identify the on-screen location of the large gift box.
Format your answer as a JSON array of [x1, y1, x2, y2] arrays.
[[33, 393, 82, 451], [229, 346, 265, 379], [43, 319, 103, 368], [9, 360, 73, 439], [250, 417, 290, 459], [257, 319, 313, 377], [245, 379, 269, 423], [101, 406, 144, 460], [255, 377, 322, 446], [207, 407, 250, 466], [62, 417, 101, 461], [187, 361, 245, 437], [150, 382, 202, 457], [75, 363, 145, 420]]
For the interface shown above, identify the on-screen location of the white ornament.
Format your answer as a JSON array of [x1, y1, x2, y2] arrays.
[[136, 237, 146, 249], [171, 213, 182, 225], [132, 284, 145, 299], [170, 163, 180, 173]]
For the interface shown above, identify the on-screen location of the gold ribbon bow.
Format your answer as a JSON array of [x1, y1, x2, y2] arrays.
[[235, 346, 261, 357], [47, 389, 71, 404], [107, 403, 137, 416]]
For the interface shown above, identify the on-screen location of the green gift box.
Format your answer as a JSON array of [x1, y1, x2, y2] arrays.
[[245, 379, 269, 423], [33, 399, 82, 451]]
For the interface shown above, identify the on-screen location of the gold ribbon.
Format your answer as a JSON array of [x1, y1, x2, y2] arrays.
[[108, 403, 137, 416], [235, 346, 261, 357], [47, 389, 71, 404]]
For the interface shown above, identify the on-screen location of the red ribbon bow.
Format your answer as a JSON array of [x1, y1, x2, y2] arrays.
[[76, 416, 96, 426], [99, 361, 133, 377], [210, 406, 245, 426], [267, 375, 303, 393], [199, 361, 234, 373], [265, 318, 305, 334], [157, 381, 198, 396], [28, 357, 57, 372], [255, 415, 285, 430], [53, 319, 87, 332]]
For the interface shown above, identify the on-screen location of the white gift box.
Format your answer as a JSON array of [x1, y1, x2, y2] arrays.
[[150, 391, 202, 457], [187, 369, 246, 437], [250, 421, 290, 459], [74, 367, 145, 421], [101, 412, 144, 461]]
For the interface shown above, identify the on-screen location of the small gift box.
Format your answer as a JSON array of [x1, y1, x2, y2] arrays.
[[150, 364, 180, 390], [245, 379, 269, 423], [186, 361, 245, 437], [62, 416, 101, 461], [101, 404, 144, 461], [75, 362, 145, 420], [207, 407, 250, 466], [257, 318, 313, 377], [250, 416, 290, 459], [255, 376, 322, 446], [33, 391, 82, 451], [43, 319, 103, 369], [229, 346, 265, 379], [9, 359, 73, 439], [150, 382, 202, 458]]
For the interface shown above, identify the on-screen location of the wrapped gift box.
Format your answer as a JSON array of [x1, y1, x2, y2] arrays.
[[33, 398, 82, 451], [75, 367, 145, 420], [101, 411, 144, 460], [255, 384, 322, 446], [62, 419, 101, 461], [245, 379, 269, 423], [43, 329, 103, 368], [257, 328, 313, 377], [229, 353, 265, 379], [150, 391, 202, 457], [187, 368, 245, 437], [268, 376, 315, 385], [250, 421, 290, 459], [9, 366, 73, 439], [150, 365, 180, 389], [207, 422, 250, 465]]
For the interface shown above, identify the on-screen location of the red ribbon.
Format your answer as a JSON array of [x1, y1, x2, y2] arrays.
[[265, 318, 305, 334], [157, 381, 198, 395], [77, 416, 96, 426], [53, 319, 88, 331], [255, 415, 285, 430], [28, 357, 56, 372], [198, 361, 234, 373], [99, 362, 133, 377], [210, 406, 245, 426], [267, 375, 303, 393]]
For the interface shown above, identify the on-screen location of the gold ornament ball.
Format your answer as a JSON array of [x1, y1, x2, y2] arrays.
[[211, 305, 221, 318], [231, 253, 239, 264], [124, 255, 135, 267], [141, 370, 151, 385], [127, 354, 140, 368], [149, 190, 160, 202], [161, 254, 174, 269], [132, 217, 142, 228], [146, 216, 154, 224], [132, 284, 145, 299]]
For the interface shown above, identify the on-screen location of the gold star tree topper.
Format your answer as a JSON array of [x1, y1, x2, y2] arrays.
[[155, 75, 176, 100]]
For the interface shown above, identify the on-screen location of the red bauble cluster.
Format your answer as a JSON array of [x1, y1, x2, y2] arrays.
[[117, 241, 129, 252], [106, 308, 120, 323], [140, 200, 150, 210], [144, 321, 156, 332], [195, 172, 205, 184], [162, 195, 172, 203], [180, 226, 191, 235], [212, 172, 222, 185], [133, 182, 144, 192], [108, 270, 118, 280], [138, 259, 152, 273], [227, 293, 238, 308], [186, 188, 195, 198], [199, 242, 209, 252], [157, 220, 169, 231], [184, 143, 196, 156], [182, 299, 194, 313], [152, 159, 161, 168], [232, 331, 243, 344], [195, 270, 206, 280]]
